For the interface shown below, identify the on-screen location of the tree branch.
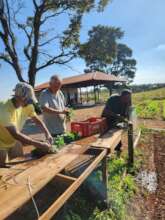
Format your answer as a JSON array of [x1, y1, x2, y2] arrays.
[[41, 7, 69, 25], [39, 35, 59, 47], [0, 2, 24, 82], [0, 53, 13, 65], [36, 52, 75, 72], [32, 0, 38, 10]]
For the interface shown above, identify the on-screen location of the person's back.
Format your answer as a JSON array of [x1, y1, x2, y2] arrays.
[[0, 99, 17, 149]]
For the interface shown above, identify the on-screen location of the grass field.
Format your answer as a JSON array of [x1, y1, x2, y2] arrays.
[[84, 87, 165, 120], [132, 88, 165, 120]]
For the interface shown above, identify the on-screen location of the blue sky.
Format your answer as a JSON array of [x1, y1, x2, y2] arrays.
[[0, 0, 165, 100]]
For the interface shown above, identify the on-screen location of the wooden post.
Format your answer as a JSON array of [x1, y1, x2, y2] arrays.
[[94, 86, 97, 104], [98, 85, 100, 102], [80, 88, 82, 104], [102, 156, 109, 206], [128, 122, 134, 167], [86, 87, 89, 103]]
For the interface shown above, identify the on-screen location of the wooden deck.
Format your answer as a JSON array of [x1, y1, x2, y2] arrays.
[[0, 129, 123, 220]]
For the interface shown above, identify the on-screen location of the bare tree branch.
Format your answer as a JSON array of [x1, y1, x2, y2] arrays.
[[39, 35, 59, 47], [41, 7, 69, 25], [0, 53, 13, 65], [32, 0, 38, 10], [36, 52, 75, 72], [0, 1, 24, 82]]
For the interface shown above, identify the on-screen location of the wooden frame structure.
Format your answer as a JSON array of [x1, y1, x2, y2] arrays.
[[0, 129, 123, 220]]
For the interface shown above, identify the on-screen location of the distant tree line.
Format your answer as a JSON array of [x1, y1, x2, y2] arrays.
[[130, 83, 165, 93]]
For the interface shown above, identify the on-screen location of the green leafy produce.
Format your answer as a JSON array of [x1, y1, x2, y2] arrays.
[[54, 132, 81, 148], [31, 148, 49, 157], [73, 132, 81, 140], [66, 108, 74, 121], [53, 135, 65, 149], [63, 132, 76, 144]]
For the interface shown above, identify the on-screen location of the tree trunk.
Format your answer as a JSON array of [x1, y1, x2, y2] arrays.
[[28, 69, 36, 87]]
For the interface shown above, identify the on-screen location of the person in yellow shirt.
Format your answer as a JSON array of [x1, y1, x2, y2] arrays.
[[0, 82, 53, 166]]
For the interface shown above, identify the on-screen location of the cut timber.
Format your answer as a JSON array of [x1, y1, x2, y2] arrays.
[[0, 153, 78, 220], [0, 142, 93, 219], [54, 173, 77, 185], [91, 129, 123, 154], [39, 149, 107, 220], [0, 144, 89, 184], [65, 154, 95, 174]]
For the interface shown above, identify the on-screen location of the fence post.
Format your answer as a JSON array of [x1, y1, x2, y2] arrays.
[[128, 122, 134, 167], [102, 156, 109, 206]]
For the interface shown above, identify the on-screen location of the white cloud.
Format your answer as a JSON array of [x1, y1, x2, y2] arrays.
[[155, 44, 165, 51]]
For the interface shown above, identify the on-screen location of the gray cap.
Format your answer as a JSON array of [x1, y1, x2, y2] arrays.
[[14, 82, 38, 104], [121, 89, 132, 96]]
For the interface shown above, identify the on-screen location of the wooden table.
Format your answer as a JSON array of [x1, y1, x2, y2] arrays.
[[0, 129, 123, 220]]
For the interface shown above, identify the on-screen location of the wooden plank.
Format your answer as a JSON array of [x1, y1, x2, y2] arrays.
[[0, 153, 78, 220], [0, 144, 88, 185], [54, 173, 77, 185], [65, 154, 94, 173], [39, 149, 107, 220], [91, 129, 123, 153]]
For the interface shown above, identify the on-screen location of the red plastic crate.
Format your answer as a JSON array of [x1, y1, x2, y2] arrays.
[[71, 117, 108, 137]]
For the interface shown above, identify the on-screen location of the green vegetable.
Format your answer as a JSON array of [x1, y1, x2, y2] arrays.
[[31, 148, 47, 158], [53, 132, 81, 148], [63, 132, 75, 144], [53, 135, 65, 149], [66, 108, 74, 121], [73, 132, 81, 140]]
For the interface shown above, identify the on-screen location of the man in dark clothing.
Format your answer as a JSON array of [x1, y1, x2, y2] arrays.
[[102, 89, 132, 152], [102, 90, 131, 127]]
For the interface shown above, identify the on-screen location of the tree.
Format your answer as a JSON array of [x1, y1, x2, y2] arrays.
[[79, 25, 136, 82], [111, 43, 136, 82], [0, 0, 111, 86]]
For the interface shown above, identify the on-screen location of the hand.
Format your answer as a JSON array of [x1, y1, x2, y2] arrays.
[[61, 108, 69, 115], [36, 142, 52, 152], [46, 134, 53, 144]]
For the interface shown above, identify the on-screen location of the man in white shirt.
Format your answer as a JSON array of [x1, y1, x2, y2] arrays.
[[39, 75, 69, 136]]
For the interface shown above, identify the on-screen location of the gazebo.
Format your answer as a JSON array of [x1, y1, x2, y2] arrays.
[[35, 71, 126, 106]]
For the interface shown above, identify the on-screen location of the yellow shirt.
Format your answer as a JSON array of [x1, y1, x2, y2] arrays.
[[0, 99, 37, 149]]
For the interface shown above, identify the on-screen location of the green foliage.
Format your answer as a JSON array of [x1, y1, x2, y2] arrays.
[[162, 100, 165, 120], [0, 0, 111, 85], [53, 135, 65, 149], [79, 25, 136, 82], [64, 151, 142, 220], [79, 25, 124, 71], [53, 132, 80, 149], [136, 100, 162, 119], [111, 43, 136, 82], [66, 108, 75, 122], [133, 88, 165, 119], [133, 87, 165, 104]]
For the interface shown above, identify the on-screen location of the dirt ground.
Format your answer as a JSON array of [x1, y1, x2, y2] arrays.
[[72, 105, 165, 129], [128, 131, 165, 220]]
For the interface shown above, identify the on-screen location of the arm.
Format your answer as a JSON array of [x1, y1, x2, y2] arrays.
[[6, 126, 51, 151], [102, 102, 127, 122], [31, 115, 53, 143], [42, 106, 67, 114]]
